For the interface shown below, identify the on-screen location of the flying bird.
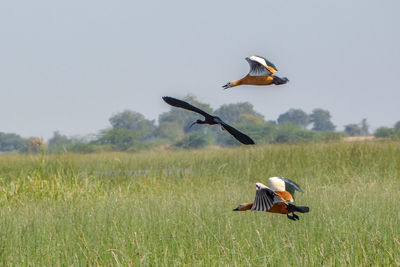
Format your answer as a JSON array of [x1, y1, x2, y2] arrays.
[[222, 55, 289, 89], [162, 96, 255, 145], [233, 177, 309, 220]]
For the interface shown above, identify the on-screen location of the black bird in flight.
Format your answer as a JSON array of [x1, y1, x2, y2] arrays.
[[162, 96, 255, 145]]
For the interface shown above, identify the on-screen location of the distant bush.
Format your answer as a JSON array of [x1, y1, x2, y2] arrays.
[[233, 123, 276, 145], [374, 127, 395, 138], [69, 143, 112, 153], [19, 137, 47, 154], [315, 131, 343, 142], [274, 124, 342, 144], [0, 132, 27, 152], [95, 128, 142, 151], [175, 131, 213, 149]]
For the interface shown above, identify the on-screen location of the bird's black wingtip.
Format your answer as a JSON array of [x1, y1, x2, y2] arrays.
[[241, 140, 255, 145], [244, 138, 255, 145], [162, 96, 176, 105]]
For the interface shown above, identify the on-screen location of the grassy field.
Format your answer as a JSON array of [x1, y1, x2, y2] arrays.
[[0, 141, 399, 266]]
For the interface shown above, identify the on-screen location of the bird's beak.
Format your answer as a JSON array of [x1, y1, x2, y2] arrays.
[[233, 207, 239, 211], [222, 83, 229, 90]]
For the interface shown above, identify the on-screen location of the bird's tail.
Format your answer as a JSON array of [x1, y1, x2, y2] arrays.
[[287, 203, 309, 213], [273, 76, 289, 85]]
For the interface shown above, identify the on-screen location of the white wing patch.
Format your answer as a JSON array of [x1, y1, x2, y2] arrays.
[[256, 182, 268, 190], [246, 56, 272, 77], [268, 177, 286, 192], [249, 56, 268, 68]]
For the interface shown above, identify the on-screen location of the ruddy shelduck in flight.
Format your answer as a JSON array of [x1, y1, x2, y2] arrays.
[[222, 56, 289, 89], [233, 177, 309, 221], [162, 96, 255, 145]]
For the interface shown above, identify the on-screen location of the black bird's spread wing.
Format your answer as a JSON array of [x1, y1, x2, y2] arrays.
[[251, 184, 284, 211], [220, 121, 255, 145], [280, 177, 303, 196], [163, 96, 255, 145], [162, 96, 211, 118]]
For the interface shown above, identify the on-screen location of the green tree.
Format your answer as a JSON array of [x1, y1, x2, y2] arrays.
[[374, 127, 394, 138], [48, 131, 72, 147], [214, 102, 264, 125], [174, 131, 213, 149], [344, 124, 363, 136], [394, 121, 400, 130], [109, 110, 155, 136], [240, 123, 277, 144], [274, 124, 305, 143], [0, 132, 27, 152], [361, 118, 369, 135], [309, 108, 336, 132], [154, 121, 185, 143], [277, 109, 309, 129], [344, 119, 369, 136], [96, 128, 142, 150]]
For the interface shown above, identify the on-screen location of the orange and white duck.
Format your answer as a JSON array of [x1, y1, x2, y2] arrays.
[[223, 56, 289, 89], [233, 177, 309, 221]]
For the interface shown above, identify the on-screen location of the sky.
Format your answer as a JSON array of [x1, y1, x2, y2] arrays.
[[1, 0, 399, 139]]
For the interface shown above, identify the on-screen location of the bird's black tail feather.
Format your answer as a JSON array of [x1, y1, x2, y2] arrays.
[[287, 203, 309, 213], [273, 76, 289, 85]]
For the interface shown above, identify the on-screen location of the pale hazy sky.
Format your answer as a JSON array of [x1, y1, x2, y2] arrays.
[[1, 0, 399, 139]]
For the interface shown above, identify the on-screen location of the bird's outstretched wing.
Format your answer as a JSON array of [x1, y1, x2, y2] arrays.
[[251, 183, 283, 211], [280, 177, 303, 196], [269, 176, 303, 197], [220, 121, 255, 145], [162, 96, 211, 118], [246, 56, 278, 77]]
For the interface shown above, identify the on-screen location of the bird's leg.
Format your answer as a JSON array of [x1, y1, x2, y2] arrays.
[[292, 213, 299, 220], [287, 214, 296, 221]]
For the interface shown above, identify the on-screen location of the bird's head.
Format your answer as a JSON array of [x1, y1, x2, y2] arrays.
[[233, 203, 252, 211], [189, 120, 203, 128], [222, 80, 241, 89], [222, 82, 233, 90], [233, 204, 243, 211]]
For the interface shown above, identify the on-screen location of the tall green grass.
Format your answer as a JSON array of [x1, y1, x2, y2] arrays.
[[0, 142, 399, 266]]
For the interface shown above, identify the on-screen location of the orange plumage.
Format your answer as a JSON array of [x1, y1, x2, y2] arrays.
[[223, 56, 288, 89], [233, 177, 309, 221]]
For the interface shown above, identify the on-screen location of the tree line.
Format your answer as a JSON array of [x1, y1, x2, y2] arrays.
[[1, 95, 399, 153]]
